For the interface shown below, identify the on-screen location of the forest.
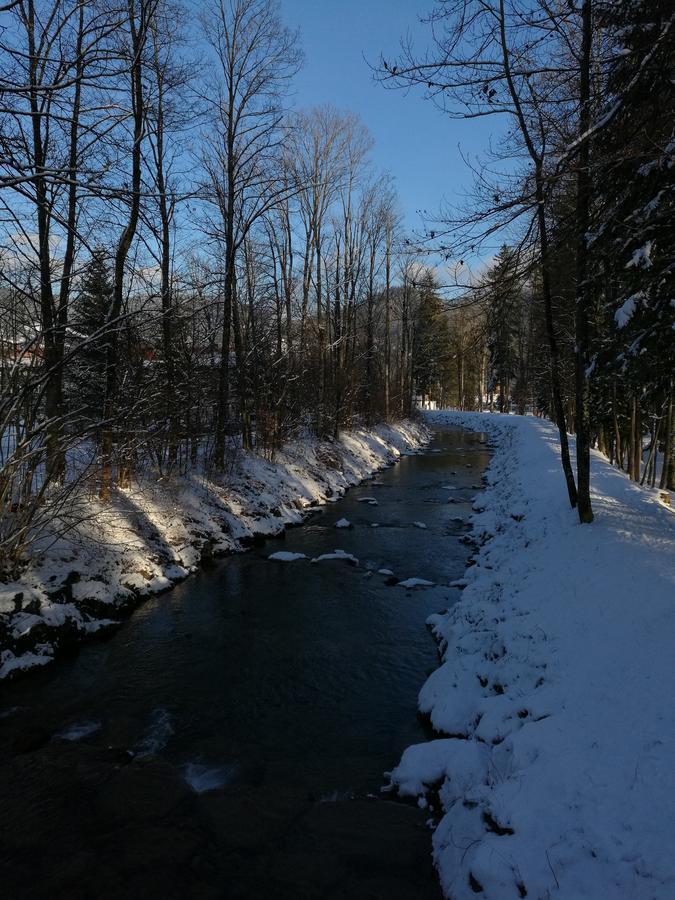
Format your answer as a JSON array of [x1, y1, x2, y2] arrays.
[[380, 0, 674, 524], [0, 0, 673, 579], [0, 0, 433, 578]]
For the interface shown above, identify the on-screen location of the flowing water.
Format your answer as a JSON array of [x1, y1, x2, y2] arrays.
[[0, 428, 489, 900]]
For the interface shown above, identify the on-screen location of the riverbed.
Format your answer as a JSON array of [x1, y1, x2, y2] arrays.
[[0, 427, 489, 899]]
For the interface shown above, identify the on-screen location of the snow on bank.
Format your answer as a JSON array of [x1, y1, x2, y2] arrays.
[[0, 420, 428, 680], [388, 411, 675, 900]]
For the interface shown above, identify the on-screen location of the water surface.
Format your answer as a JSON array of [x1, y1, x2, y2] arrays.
[[0, 428, 489, 899]]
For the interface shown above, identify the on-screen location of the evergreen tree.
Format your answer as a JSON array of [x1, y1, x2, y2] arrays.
[[592, 0, 675, 485], [485, 247, 521, 413], [412, 272, 451, 404], [73, 250, 113, 338], [69, 249, 114, 425]]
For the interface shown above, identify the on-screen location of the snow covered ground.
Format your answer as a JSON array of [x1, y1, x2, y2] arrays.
[[0, 420, 428, 680], [388, 411, 675, 900]]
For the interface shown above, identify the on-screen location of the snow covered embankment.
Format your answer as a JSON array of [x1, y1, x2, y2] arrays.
[[0, 421, 428, 681], [388, 411, 675, 900]]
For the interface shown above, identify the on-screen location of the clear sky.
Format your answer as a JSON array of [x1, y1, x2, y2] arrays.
[[280, 0, 502, 238]]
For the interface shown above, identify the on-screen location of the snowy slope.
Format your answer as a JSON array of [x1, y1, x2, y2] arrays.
[[388, 411, 675, 900], [0, 420, 428, 680]]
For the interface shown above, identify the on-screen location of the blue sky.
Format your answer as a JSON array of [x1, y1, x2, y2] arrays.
[[281, 0, 502, 238]]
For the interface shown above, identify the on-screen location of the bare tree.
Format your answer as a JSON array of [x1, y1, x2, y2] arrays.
[[99, 0, 158, 500], [0, 0, 116, 481], [200, 0, 301, 464], [144, 0, 195, 469], [378, 0, 581, 508]]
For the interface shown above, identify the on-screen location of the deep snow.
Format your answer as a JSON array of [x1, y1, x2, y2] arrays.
[[388, 411, 675, 900], [0, 421, 428, 680]]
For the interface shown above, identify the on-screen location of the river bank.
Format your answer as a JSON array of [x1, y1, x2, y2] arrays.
[[389, 411, 675, 900], [0, 420, 428, 681]]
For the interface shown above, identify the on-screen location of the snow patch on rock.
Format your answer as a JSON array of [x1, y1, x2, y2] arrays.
[[311, 549, 359, 565], [268, 551, 307, 562]]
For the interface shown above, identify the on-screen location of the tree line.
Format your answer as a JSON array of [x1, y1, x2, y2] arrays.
[[0, 0, 438, 577], [381, 0, 675, 522]]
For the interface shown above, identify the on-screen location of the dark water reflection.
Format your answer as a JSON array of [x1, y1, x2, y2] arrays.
[[1, 429, 489, 797]]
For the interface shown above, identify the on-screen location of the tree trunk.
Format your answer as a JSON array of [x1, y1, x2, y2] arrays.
[[660, 383, 673, 489], [498, 0, 578, 508], [100, 0, 148, 500], [573, 0, 594, 523], [27, 0, 60, 483], [214, 72, 238, 468], [384, 232, 391, 420], [537, 191, 578, 508]]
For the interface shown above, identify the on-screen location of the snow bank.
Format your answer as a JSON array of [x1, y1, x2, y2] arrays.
[[0, 420, 428, 679], [388, 410, 675, 900]]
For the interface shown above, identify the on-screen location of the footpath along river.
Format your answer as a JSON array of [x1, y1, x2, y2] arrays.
[[0, 427, 490, 900]]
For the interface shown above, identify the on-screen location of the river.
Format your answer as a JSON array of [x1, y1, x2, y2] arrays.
[[0, 426, 489, 900]]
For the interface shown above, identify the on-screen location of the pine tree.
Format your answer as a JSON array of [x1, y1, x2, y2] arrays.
[[592, 0, 675, 486], [73, 249, 113, 340], [413, 272, 451, 405], [485, 247, 520, 413], [69, 249, 114, 425]]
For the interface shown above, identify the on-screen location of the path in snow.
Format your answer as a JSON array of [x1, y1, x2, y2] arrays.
[[388, 410, 675, 900]]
